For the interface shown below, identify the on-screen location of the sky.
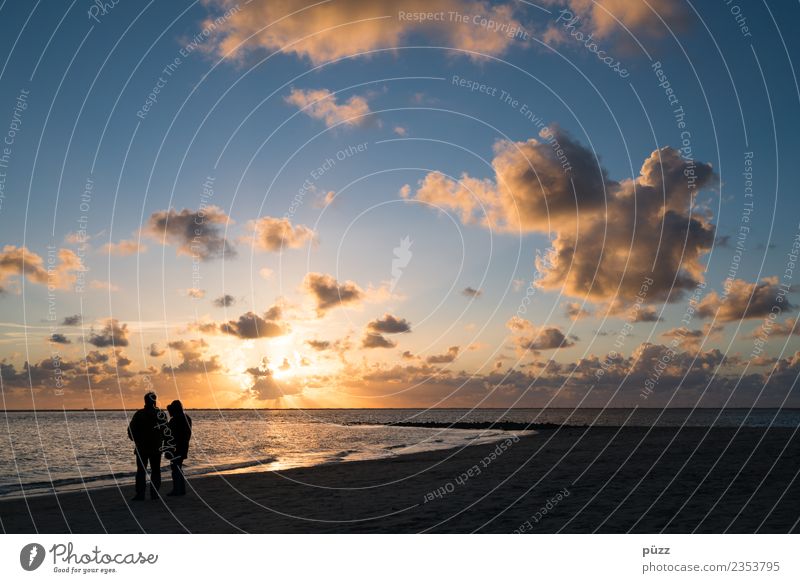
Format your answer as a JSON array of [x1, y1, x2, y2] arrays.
[[0, 0, 799, 409]]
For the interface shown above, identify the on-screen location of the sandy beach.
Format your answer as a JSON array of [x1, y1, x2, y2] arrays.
[[2, 427, 798, 533]]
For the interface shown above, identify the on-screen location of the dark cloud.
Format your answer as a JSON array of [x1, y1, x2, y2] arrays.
[[426, 346, 460, 364], [88, 319, 130, 347], [303, 272, 364, 316], [507, 316, 576, 351], [367, 313, 411, 334], [697, 278, 794, 322], [49, 333, 71, 344], [0, 348, 137, 393], [462, 286, 482, 298], [145, 206, 235, 261], [149, 343, 165, 357], [362, 333, 396, 349], [661, 323, 723, 350], [219, 310, 287, 339], [62, 315, 82, 326], [307, 339, 331, 351], [213, 294, 236, 308]]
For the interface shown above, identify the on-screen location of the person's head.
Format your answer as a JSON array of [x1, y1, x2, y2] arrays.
[[144, 391, 157, 408], [167, 399, 184, 416]]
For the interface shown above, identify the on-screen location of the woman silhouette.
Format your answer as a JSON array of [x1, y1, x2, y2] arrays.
[[165, 400, 192, 496]]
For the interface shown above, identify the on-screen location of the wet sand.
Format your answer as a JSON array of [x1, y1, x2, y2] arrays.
[[2, 427, 799, 533]]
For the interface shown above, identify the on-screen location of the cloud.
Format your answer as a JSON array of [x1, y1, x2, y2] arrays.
[[412, 128, 612, 232], [89, 279, 120, 292], [507, 316, 576, 351], [361, 314, 411, 349], [766, 318, 797, 337], [367, 313, 411, 334], [203, 0, 526, 65], [149, 343, 165, 357], [186, 288, 206, 299], [49, 333, 71, 344], [88, 319, 130, 347], [362, 333, 396, 349], [543, 0, 691, 43], [564, 301, 592, 320], [219, 310, 287, 339], [285, 88, 372, 128], [145, 206, 235, 261], [213, 294, 236, 307], [245, 358, 302, 400], [661, 323, 723, 351], [697, 278, 794, 322], [163, 339, 222, 373], [306, 339, 331, 351], [0, 245, 83, 291], [410, 131, 716, 309], [303, 272, 365, 316], [313, 190, 337, 209], [101, 239, 146, 256], [426, 346, 460, 364], [62, 315, 82, 326], [1, 348, 139, 392], [244, 216, 315, 251], [462, 286, 483, 298]]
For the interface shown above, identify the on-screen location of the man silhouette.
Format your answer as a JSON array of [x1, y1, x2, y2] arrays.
[[127, 391, 164, 501]]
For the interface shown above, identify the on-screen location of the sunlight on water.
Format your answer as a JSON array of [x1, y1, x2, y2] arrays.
[[1, 408, 797, 498]]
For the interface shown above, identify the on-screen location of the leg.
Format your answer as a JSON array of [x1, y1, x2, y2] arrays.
[[149, 452, 162, 497], [133, 449, 147, 500], [173, 459, 185, 494]]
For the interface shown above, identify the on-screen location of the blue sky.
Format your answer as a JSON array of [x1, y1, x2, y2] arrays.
[[1, 0, 799, 409]]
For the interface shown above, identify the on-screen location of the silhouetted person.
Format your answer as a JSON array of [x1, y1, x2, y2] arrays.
[[127, 391, 164, 501], [165, 400, 192, 496]]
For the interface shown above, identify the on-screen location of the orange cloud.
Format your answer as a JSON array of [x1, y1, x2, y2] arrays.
[[203, 0, 527, 65], [101, 239, 146, 256], [0, 245, 82, 291], [244, 216, 315, 251], [285, 88, 372, 128], [409, 130, 717, 307]]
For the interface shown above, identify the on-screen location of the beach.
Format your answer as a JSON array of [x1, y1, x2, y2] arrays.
[[2, 426, 798, 533]]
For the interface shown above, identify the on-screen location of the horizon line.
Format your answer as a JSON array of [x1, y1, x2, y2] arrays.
[[3, 407, 799, 412]]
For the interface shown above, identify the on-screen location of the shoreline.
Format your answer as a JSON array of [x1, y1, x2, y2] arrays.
[[2, 426, 799, 533], [0, 425, 531, 502]]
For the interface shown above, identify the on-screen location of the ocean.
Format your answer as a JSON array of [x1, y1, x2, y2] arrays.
[[2, 408, 798, 499]]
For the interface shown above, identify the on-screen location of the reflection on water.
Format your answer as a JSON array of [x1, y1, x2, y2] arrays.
[[1, 408, 797, 498]]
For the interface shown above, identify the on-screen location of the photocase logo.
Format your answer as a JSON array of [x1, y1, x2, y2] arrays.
[[390, 236, 413, 292], [20, 543, 46, 571]]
